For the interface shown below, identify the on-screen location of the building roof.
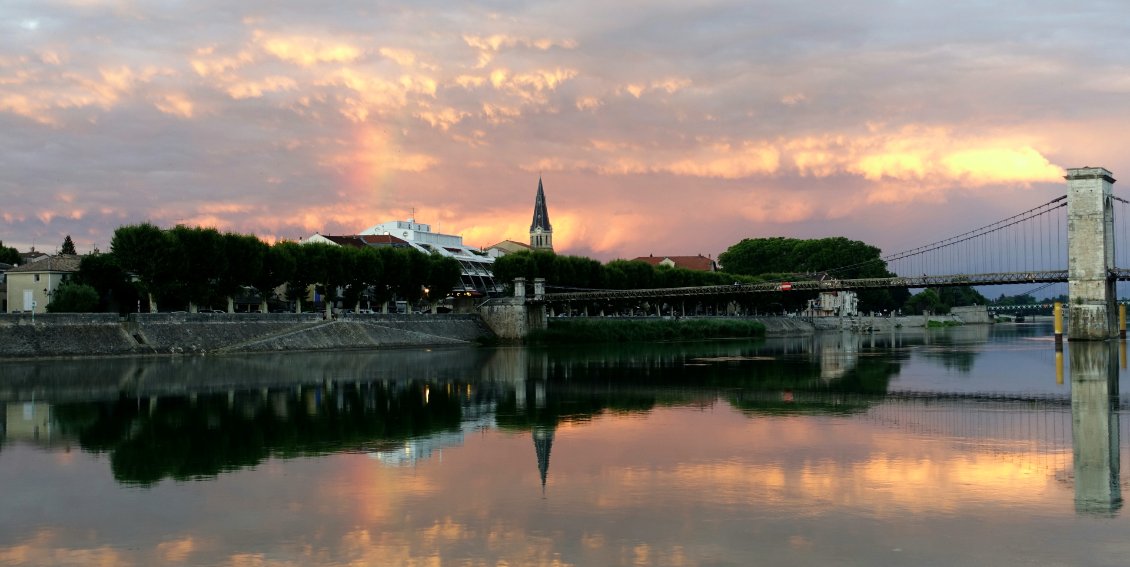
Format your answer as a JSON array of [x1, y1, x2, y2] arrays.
[[359, 234, 410, 246], [530, 177, 552, 233], [487, 240, 532, 253], [6, 254, 82, 274], [632, 255, 718, 272], [307, 233, 411, 248]]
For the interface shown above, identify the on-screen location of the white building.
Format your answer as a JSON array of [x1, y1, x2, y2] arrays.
[[804, 290, 859, 318], [307, 218, 498, 295]]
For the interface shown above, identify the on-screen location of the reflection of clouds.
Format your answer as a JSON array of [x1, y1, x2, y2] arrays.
[[0, 529, 133, 566]]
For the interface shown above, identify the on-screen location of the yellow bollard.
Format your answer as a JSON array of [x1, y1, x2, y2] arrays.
[[1056, 350, 1064, 385], [1120, 304, 1126, 339], [1054, 301, 1063, 348]]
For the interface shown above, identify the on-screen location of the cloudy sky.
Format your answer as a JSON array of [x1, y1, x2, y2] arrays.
[[2, 0, 1128, 263]]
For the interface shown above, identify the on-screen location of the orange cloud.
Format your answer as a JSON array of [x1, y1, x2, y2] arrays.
[[255, 31, 362, 67], [227, 76, 297, 99], [154, 92, 195, 117], [462, 34, 577, 67]]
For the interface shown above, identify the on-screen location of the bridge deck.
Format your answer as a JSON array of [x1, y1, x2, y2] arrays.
[[541, 269, 1130, 302]]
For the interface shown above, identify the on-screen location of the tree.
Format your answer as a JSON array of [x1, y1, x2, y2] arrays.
[[904, 289, 947, 315], [46, 282, 100, 313], [0, 240, 21, 265], [111, 223, 172, 312], [78, 252, 140, 314], [937, 285, 987, 308], [424, 254, 463, 312], [341, 247, 383, 312], [167, 225, 226, 312], [251, 243, 296, 312], [277, 241, 314, 312], [60, 235, 77, 255], [217, 233, 266, 312], [718, 236, 909, 311]]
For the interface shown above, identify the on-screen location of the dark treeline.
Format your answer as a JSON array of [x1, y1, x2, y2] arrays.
[[495, 237, 918, 313], [61, 223, 462, 315]]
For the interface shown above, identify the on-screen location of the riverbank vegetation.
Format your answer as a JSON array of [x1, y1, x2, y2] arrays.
[[527, 318, 766, 344], [75, 223, 463, 315]]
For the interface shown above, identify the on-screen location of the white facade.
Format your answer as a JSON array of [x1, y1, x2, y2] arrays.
[[308, 219, 499, 295], [360, 220, 497, 294], [804, 291, 859, 318]]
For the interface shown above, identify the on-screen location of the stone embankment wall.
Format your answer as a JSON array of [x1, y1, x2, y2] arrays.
[[0, 312, 496, 358]]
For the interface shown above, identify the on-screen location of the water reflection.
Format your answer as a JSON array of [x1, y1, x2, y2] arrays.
[[0, 328, 1102, 488], [1070, 341, 1122, 515], [2, 330, 1130, 564]]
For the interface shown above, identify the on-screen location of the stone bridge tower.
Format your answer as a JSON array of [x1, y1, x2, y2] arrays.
[[1066, 167, 1117, 340]]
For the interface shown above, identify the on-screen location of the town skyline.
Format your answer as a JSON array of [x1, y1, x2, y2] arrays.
[[2, 1, 1129, 262]]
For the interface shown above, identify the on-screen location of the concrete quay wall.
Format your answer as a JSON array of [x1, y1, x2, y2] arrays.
[[0, 313, 496, 358]]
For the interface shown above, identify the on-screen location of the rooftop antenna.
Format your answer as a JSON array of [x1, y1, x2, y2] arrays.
[[409, 207, 416, 223]]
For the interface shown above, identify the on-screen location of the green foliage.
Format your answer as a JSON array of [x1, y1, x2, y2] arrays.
[[905, 285, 985, 316], [904, 289, 946, 314], [0, 240, 20, 265], [78, 253, 140, 314], [992, 292, 1038, 306], [926, 319, 963, 328], [60, 235, 77, 255], [426, 254, 462, 301], [528, 318, 766, 344], [718, 236, 908, 311], [110, 223, 172, 304], [937, 285, 987, 307], [718, 236, 889, 279], [216, 232, 267, 306], [168, 225, 227, 308], [45, 282, 100, 313]]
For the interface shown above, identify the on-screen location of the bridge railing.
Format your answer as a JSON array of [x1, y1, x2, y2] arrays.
[[543, 270, 1072, 302]]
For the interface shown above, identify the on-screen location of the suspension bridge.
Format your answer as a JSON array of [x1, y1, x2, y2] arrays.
[[531, 167, 1127, 340]]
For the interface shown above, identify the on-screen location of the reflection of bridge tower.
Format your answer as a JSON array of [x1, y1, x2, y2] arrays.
[[533, 425, 555, 492], [1070, 341, 1122, 515], [1066, 167, 1118, 340]]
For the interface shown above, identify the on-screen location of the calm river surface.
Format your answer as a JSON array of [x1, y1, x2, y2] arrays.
[[1, 322, 1128, 566]]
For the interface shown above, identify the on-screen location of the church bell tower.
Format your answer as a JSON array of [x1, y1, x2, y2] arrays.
[[529, 177, 554, 251]]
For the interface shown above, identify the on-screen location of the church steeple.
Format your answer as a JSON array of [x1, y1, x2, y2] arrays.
[[529, 177, 554, 251]]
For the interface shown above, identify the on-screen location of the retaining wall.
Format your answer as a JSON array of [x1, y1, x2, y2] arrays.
[[0, 313, 497, 358]]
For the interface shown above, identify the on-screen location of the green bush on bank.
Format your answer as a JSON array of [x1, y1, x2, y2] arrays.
[[926, 319, 963, 328], [528, 318, 766, 344]]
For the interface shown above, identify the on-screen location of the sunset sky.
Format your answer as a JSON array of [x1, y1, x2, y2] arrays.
[[2, 1, 1128, 264]]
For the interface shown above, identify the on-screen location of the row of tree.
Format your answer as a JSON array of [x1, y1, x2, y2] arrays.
[[57, 223, 463, 316], [493, 237, 914, 312], [28, 227, 1003, 315]]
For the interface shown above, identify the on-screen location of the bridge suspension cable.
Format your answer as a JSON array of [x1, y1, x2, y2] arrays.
[[823, 195, 1067, 279]]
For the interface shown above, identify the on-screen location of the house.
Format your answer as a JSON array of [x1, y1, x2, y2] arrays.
[[485, 239, 531, 258], [631, 254, 719, 272], [5, 254, 82, 313]]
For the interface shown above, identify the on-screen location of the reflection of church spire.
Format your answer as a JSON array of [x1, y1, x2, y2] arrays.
[[533, 425, 555, 493]]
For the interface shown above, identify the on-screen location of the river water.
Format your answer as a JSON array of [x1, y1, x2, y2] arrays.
[[1, 322, 1127, 566]]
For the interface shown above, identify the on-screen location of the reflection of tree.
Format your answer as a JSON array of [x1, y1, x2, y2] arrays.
[[495, 340, 901, 429], [52, 382, 464, 485]]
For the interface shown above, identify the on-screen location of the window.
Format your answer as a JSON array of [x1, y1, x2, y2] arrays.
[[34, 274, 40, 282]]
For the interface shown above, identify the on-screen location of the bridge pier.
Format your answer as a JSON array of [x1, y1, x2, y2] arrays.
[[1067, 167, 1118, 341]]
